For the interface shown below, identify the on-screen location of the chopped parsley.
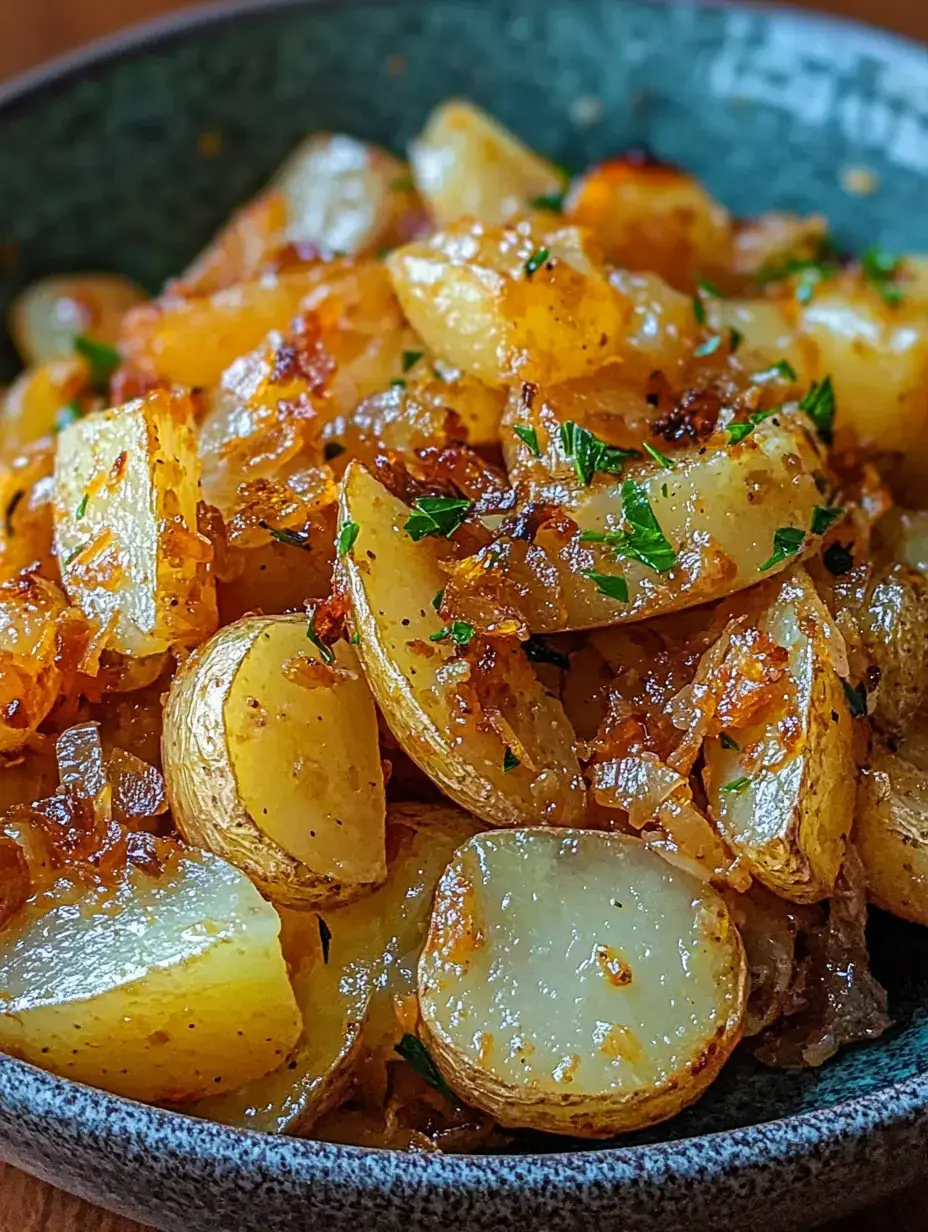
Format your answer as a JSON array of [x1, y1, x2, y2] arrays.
[[402, 349, 424, 373], [317, 915, 332, 964], [431, 588, 445, 612], [721, 776, 751, 795], [529, 191, 566, 213], [349, 629, 360, 645], [823, 541, 854, 576], [64, 541, 88, 566], [720, 733, 741, 752], [693, 334, 723, 358], [306, 606, 335, 666], [811, 505, 844, 536], [757, 252, 838, 305], [430, 621, 476, 646], [74, 335, 120, 388], [799, 376, 836, 444], [758, 526, 805, 573], [337, 520, 359, 556], [55, 401, 83, 433], [559, 421, 639, 486], [404, 495, 473, 541], [513, 424, 542, 458], [692, 296, 707, 327], [323, 440, 346, 461], [862, 247, 904, 306], [841, 678, 868, 719], [583, 570, 629, 601], [581, 481, 677, 574], [523, 636, 570, 671], [262, 522, 311, 550], [524, 247, 550, 279], [390, 378, 407, 390], [754, 358, 798, 384], [642, 442, 674, 470], [726, 409, 776, 446], [76, 493, 89, 519], [697, 278, 724, 300], [503, 747, 520, 773], [394, 1034, 454, 1100], [729, 327, 744, 354]]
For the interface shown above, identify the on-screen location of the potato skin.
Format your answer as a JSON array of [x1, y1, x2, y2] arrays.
[[162, 614, 386, 909], [857, 746, 928, 927]]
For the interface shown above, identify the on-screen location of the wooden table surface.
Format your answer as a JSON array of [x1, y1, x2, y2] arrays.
[[0, 0, 927, 1228]]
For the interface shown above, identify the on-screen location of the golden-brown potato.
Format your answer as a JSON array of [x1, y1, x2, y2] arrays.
[[418, 828, 747, 1137], [705, 298, 809, 384], [410, 99, 563, 226], [0, 842, 301, 1103], [859, 562, 928, 740], [0, 440, 56, 583], [9, 273, 145, 367], [387, 217, 633, 387], [565, 157, 733, 291], [176, 190, 289, 297], [0, 357, 89, 454], [54, 389, 217, 657], [163, 614, 386, 909], [337, 462, 586, 827], [0, 574, 69, 754], [703, 567, 856, 902], [856, 745, 928, 927]]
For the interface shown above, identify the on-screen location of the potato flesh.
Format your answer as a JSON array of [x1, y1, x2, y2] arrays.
[[703, 568, 855, 902], [419, 829, 747, 1137], [410, 100, 563, 225], [857, 747, 928, 927], [0, 575, 68, 753], [54, 389, 217, 657], [0, 357, 89, 453], [859, 563, 928, 739], [9, 273, 145, 367], [337, 463, 586, 827], [387, 218, 632, 387], [0, 847, 301, 1103], [163, 615, 386, 908], [527, 410, 829, 631]]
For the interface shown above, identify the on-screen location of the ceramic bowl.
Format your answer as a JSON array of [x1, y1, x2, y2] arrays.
[[0, 1, 927, 1228]]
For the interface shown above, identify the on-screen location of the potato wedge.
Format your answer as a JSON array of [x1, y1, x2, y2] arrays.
[[387, 217, 633, 387], [163, 614, 386, 909], [703, 567, 856, 902], [0, 842, 301, 1103], [857, 746, 928, 926], [54, 389, 217, 657], [565, 158, 732, 291], [9, 274, 145, 367], [418, 828, 747, 1137], [410, 100, 563, 226], [191, 802, 481, 1133], [337, 462, 586, 827]]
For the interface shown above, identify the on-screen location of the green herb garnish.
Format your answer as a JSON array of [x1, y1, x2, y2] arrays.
[[581, 481, 677, 574], [522, 636, 570, 670], [729, 327, 744, 354], [841, 678, 868, 719], [823, 541, 854, 576], [799, 376, 836, 444], [642, 442, 674, 470], [721, 776, 751, 795], [529, 191, 566, 213], [64, 542, 88, 566], [323, 440, 345, 461], [726, 409, 776, 446], [76, 493, 89, 519], [811, 505, 844, 536], [754, 358, 798, 384], [559, 421, 639, 486], [263, 523, 311, 550], [720, 733, 741, 752], [337, 521, 359, 556], [390, 378, 407, 390], [757, 252, 838, 305], [430, 621, 476, 646], [432, 588, 445, 611], [514, 424, 542, 457], [758, 526, 805, 573], [306, 606, 335, 666], [394, 1034, 454, 1100], [862, 247, 904, 306], [74, 336, 120, 387], [404, 495, 473, 541], [503, 747, 520, 773], [524, 247, 550, 279], [583, 570, 629, 601], [317, 915, 332, 964], [402, 350, 424, 373], [693, 335, 723, 358]]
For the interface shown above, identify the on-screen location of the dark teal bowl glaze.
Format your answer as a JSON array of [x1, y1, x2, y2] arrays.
[[0, 1, 927, 1228]]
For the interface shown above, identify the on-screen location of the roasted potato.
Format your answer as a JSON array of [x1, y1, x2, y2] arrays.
[[9, 273, 145, 367], [0, 357, 89, 454], [337, 462, 586, 827], [410, 99, 564, 225], [418, 828, 747, 1137], [857, 746, 928, 927], [0, 574, 70, 754], [54, 388, 217, 657], [0, 440, 56, 584], [163, 614, 386, 909], [0, 842, 301, 1103], [859, 562, 928, 740], [703, 567, 856, 902]]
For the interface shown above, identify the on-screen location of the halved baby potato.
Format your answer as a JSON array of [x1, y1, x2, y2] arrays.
[[0, 843, 301, 1104], [337, 462, 586, 827], [856, 746, 928, 928], [703, 567, 856, 903], [162, 614, 386, 910], [410, 99, 564, 226], [418, 828, 747, 1137], [54, 388, 217, 657]]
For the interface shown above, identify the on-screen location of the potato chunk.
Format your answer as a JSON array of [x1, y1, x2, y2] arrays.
[[0, 844, 301, 1103], [54, 389, 217, 657], [418, 829, 747, 1137], [337, 462, 586, 827], [0, 357, 89, 453], [9, 273, 145, 367], [857, 746, 928, 927], [703, 567, 856, 902], [410, 100, 563, 226], [163, 614, 386, 909], [0, 575, 69, 753], [387, 217, 632, 387]]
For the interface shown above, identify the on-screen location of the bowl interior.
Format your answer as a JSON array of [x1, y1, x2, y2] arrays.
[[0, 0, 927, 1149]]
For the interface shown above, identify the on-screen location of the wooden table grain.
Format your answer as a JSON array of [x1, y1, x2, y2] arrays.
[[0, 0, 927, 1229]]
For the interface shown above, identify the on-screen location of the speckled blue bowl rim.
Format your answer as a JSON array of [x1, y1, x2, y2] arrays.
[[0, 1, 926, 1227]]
